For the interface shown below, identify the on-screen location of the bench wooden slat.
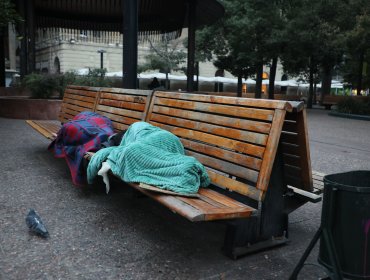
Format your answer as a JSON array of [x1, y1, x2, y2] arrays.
[[282, 153, 301, 167], [63, 92, 96, 104], [284, 164, 302, 177], [186, 150, 259, 183], [280, 131, 298, 144], [152, 105, 272, 134], [59, 105, 95, 123], [96, 104, 143, 120], [181, 138, 262, 171], [26, 120, 60, 140], [64, 88, 98, 99], [155, 91, 294, 112], [61, 106, 83, 118], [155, 97, 275, 121], [281, 142, 299, 155], [198, 188, 251, 209], [150, 122, 266, 159], [207, 170, 262, 201], [95, 111, 138, 127], [150, 113, 269, 146], [112, 122, 130, 132], [283, 120, 297, 132], [63, 97, 96, 109], [129, 183, 255, 222], [99, 87, 151, 96], [64, 88, 99, 98], [100, 92, 147, 103], [256, 109, 286, 192], [99, 99, 146, 112]]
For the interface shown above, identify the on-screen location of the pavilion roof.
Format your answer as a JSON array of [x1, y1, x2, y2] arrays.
[[28, 0, 224, 36]]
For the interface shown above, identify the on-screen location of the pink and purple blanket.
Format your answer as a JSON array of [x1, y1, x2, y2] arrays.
[[48, 111, 114, 186]]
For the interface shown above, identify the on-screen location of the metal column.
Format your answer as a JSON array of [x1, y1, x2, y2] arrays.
[[26, 0, 35, 73], [122, 0, 138, 89], [186, 0, 196, 92]]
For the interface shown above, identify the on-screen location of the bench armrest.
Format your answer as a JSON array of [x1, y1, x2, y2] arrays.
[[287, 186, 322, 203]]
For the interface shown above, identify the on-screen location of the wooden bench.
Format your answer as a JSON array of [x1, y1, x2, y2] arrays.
[[27, 86, 322, 259], [322, 95, 368, 110]]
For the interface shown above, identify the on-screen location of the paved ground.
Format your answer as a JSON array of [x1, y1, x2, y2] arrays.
[[0, 108, 369, 280]]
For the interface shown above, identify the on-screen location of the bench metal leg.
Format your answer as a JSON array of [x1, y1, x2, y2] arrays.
[[223, 217, 288, 259], [223, 150, 289, 259]]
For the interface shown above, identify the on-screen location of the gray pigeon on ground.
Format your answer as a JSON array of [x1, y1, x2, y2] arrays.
[[25, 209, 49, 238]]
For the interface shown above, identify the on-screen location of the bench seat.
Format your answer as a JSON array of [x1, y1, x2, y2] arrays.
[[84, 150, 257, 222], [129, 185, 256, 222], [26, 120, 61, 140]]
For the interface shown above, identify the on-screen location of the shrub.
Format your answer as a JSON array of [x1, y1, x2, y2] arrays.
[[22, 73, 62, 99], [336, 96, 370, 116], [74, 68, 112, 88], [22, 69, 112, 99]]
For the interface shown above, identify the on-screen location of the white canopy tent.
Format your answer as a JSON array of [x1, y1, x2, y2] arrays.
[[106, 71, 258, 84], [80, 69, 344, 89]]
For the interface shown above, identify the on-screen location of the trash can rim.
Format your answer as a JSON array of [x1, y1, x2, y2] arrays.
[[323, 170, 370, 193]]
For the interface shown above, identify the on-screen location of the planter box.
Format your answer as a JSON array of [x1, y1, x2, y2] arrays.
[[0, 87, 31, 97], [0, 96, 62, 120]]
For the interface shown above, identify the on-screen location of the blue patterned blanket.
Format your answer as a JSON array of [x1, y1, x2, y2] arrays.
[[49, 111, 114, 186]]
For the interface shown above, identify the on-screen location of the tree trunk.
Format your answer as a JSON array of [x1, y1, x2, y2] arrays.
[[0, 28, 5, 87], [255, 61, 263, 98], [165, 72, 169, 90], [195, 61, 199, 91], [268, 57, 277, 99], [27, 0, 36, 73], [320, 65, 333, 105], [357, 51, 364, 96], [307, 59, 314, 109], [237, 74, 242, 97], [18, 0, 27, 78], [313, 82, 317, 104]]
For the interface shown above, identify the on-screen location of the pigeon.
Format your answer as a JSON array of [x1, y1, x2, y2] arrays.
[[25, 209, 49, 238]]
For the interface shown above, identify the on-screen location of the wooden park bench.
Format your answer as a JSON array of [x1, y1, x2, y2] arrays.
[[26, 86, 322, 259], [322, 94, 368, 110]]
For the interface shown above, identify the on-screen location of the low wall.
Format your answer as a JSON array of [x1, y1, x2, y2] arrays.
[[0, 97, 62, 120], [0, 87, 31, 97]]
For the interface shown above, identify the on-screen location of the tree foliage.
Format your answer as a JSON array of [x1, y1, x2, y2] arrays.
[[195, 0, 370, 100], [0, 0, 22, 28], [139, 34, 187, 89]]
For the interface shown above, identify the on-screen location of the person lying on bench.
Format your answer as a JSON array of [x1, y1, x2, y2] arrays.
[[48, 111, 114, 186], [87, 122, 210, 195]]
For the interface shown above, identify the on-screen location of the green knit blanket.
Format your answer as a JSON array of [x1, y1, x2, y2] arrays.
[[87, 122, 210, 194]]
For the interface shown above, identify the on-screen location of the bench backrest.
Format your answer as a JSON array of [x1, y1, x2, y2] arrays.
[[145, 91, 293, 202], [281, 109, 313, 191], [94, 88, 152, 132], [193, 91, 313, 193], [59, 86, 152, 131], [59, 86, 100, 123], [323, 95, 368, 105]]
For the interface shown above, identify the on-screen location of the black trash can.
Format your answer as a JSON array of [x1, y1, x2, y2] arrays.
[[318, 171, 370, 279]]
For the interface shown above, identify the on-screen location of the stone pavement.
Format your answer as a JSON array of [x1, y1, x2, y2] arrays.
[[0, 108, 369, 280]]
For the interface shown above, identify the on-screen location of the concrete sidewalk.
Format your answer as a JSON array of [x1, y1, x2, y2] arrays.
[[0, 108, 369, 280]]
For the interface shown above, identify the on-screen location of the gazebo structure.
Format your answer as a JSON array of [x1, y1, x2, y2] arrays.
[[1, 0, 224, 91]]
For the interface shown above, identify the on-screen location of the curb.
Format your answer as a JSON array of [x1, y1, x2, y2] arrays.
[[328, 111, 370, 121]]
